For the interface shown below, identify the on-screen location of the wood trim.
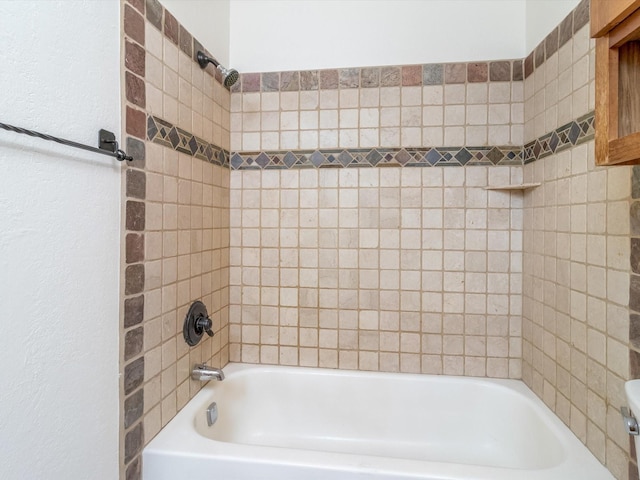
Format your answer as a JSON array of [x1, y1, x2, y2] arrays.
[[619, 41, 640, 137], [595, 37, 615, 165], [609, 6, 640, 47], [609, 132, 640, 164], [593, 0, 640, 166], [591, 0, 640, 38], [610, 47, 620, 142]]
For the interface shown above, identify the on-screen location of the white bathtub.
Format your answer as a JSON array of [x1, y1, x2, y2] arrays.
[[143, 364, 614, 480]]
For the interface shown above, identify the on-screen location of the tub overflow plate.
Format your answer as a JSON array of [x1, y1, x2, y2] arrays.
[[207, 402, 218, 427]]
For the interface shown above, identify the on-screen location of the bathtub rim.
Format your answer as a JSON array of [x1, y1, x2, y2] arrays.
[[143, 363, 615, 480]]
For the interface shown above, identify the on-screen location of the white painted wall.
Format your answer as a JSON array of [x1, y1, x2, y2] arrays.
[[0, 2, 120, 480], [159, 0, 583, 73], [526, 0, 581, 52], [160, 0, 231, 66], [229, 0, 527, 72]]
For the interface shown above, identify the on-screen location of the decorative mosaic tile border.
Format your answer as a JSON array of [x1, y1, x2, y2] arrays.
[[523, 111, 594, 164], [147, 115, 229, 167], [232, 59, 524, 93], [145, 111, 594, 170], [230, 146, 523, 170]]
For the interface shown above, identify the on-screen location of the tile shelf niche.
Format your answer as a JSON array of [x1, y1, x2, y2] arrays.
[[484, 183, 541, 191]]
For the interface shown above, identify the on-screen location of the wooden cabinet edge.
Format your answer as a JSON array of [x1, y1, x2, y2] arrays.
[[593, 11, 640, 166], [609, 132, 640, 164], [595, 37, 615, 165], [608, 6, 640, 46], [591, 0, 640, 37]]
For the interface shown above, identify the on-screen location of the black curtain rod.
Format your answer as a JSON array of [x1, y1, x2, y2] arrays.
[[0, 121, 133, 162]]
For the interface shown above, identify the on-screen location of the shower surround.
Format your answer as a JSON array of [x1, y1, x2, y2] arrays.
[[119, 0, 638, 479], [227, 28, 529, 381], [226, 1, 634, 479]]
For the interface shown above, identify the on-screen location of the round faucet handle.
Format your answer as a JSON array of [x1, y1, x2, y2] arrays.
[[184, 301, 215, 346], [196, 315, 214, 337]]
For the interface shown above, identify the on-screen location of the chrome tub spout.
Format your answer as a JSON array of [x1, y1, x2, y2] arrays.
[[192, 363, 225, 381]]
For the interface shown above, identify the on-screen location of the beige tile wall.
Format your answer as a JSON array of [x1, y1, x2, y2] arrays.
[[120, 2, 231, 477], [231, 82, 523, 151], [144, 25, 231, 150], [229, 166, 524, 377], [227, 59, 528, 380], [140, 147, 231, 437], [523, 24, 594, 144], [522, 23, 633, 480], [138, 24, 232, 432]]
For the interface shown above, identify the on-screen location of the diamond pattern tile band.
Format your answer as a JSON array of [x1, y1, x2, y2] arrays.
[[147, 115, 229, 167], [230, 146, 523, 170], [523, 112, 594, 164], [147, 112, 594, 170]]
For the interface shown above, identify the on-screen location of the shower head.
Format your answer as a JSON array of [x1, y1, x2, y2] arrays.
[[218, 66, 240, 89], [196, 51, 239, 88]]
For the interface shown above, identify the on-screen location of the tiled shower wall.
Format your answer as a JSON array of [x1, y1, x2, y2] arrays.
[[120, 0, 231, 478], [228, 60, 528, 374], [230, 60, 524, 152], [521, 6, 634, 480], [229, 166, 524, 376]]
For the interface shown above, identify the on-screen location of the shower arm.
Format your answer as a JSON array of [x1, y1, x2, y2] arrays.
[[195, 50, 239, 89], [197, 51, 220, 69]]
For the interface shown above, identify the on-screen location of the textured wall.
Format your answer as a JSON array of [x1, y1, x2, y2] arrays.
[[0, 1, 121, 479]]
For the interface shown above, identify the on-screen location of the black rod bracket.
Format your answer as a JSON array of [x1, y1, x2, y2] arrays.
[[98, 129, 132, 162], [0, 121, 133, 162], [99, 129, 117, 153]]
